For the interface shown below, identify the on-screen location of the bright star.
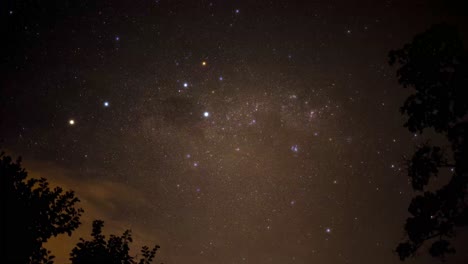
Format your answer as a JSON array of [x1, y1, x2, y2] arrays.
[[183, 82, 188, 88], [203, 111, 210, 117], [115, 36, 120, 41], [202, 61, 207, 66], [291, 145, 299, 153], [69, 119, 75, 125], [103, 101, 109, 107], [325, 228, 331, 233]]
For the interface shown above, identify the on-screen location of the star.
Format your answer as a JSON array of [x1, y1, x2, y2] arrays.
[[203, 111, 210, 118], [325, 228, 332, 233], [291, 145, 299, 153], [103, 101, 109, 107], [308, 111, 316, 120], [219, 76, 223, 81], [235, 9, 240, 14], [115, 36, 120, 41], [69, 119, 75, 125], [202, 61, 207, 66], [183, 82, 188, 88]]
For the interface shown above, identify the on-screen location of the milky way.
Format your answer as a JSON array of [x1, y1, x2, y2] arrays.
[[2, 1, 467, 263]]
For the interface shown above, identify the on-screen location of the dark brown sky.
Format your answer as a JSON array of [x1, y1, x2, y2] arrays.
[[2, 0, 468, 263]]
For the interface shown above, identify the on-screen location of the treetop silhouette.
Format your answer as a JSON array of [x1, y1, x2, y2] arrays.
[[0, 152, 83, 263], [389, 24, 468, 261], [70, 219, 160, 264], [1, 152, 161, 263]]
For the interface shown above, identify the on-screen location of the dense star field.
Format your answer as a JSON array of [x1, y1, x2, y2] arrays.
[[2, 0, 467, 263]]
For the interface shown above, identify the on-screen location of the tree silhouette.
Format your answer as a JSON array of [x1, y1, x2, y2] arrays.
[[389, 24, 468, 261], [70, 220, 160, 264], [0, 152, 83, 263]]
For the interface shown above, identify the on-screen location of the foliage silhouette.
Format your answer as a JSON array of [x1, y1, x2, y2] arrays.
[[70, 219, 160, 264], [389, 24, 468, 261], [0, 152, 83, 263]]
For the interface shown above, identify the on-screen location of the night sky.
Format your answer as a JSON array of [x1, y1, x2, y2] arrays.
[[2, 1, 468, 263]]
